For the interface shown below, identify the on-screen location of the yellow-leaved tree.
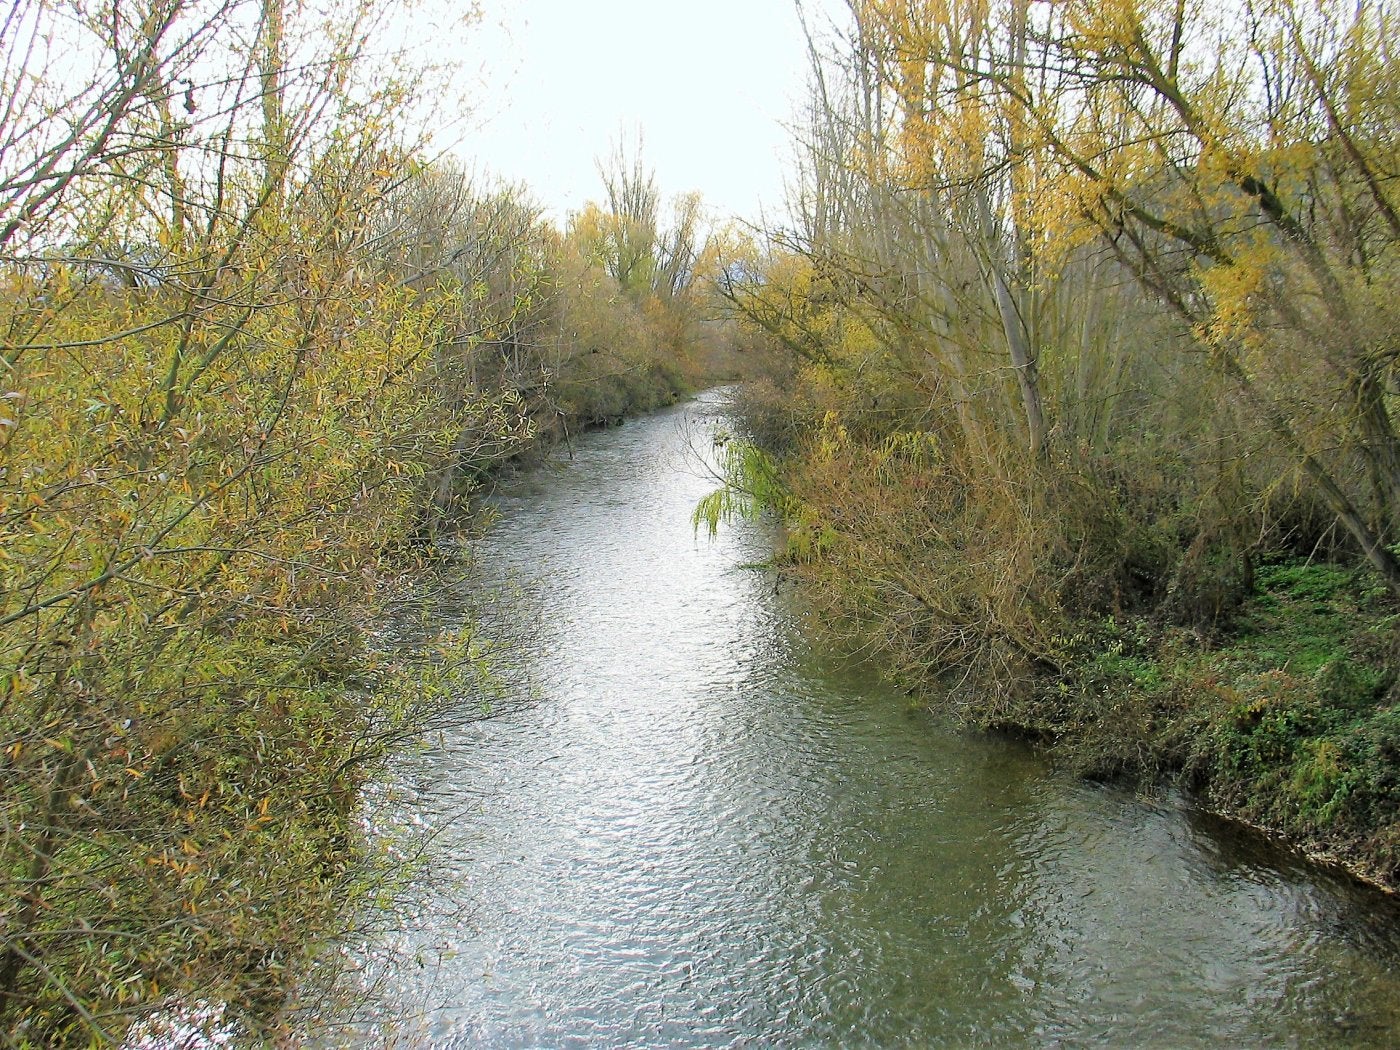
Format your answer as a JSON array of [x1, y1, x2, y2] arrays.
[[869, 0, 1400, 590], [0, 0, 532, 1043]]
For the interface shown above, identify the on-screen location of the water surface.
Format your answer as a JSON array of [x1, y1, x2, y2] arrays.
[[349, 391, 1400, 1047]]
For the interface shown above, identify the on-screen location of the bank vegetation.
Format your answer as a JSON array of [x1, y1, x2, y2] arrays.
[[0, 1, 738, 1043], [709, 0, 1400, 890]]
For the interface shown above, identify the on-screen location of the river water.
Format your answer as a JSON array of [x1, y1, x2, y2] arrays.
[[347, 390, 1400, 1047]]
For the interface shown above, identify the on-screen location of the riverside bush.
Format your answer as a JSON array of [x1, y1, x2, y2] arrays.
[[713, 372, 1398, 886], [708, 0, 1400, 892]]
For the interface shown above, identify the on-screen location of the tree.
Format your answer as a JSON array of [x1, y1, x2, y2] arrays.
[[0, 1, 518, 1042], [861, 0, 1400, 589]]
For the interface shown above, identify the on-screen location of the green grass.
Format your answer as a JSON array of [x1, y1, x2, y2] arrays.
[[1228, 562, 1369, 673], [1055, 558, 1399, 889]]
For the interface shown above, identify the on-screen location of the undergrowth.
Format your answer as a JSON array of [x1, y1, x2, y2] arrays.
[[696, 414, 1400, 890], [1054, 560, 1400, 889]]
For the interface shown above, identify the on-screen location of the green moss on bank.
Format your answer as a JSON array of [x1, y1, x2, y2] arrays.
[[1046, 561, 1399, 890]]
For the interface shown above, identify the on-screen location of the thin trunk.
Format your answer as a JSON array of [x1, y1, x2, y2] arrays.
[[1354, 372, 1400, 544], [259, 0, 287, 201], [975, 185, 1046, 460]]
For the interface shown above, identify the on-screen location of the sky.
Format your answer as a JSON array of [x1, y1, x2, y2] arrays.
[[412, 0, 845, 226]]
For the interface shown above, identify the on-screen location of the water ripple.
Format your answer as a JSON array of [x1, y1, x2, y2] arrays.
[[341, 391, 1400, 1049]]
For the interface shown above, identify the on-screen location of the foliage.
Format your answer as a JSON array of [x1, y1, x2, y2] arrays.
[[1155, 566, 1395, 887], [0, 2, 526, 1042], [950, 561, 1399, 886], [712, 0, 1400, 887], [853, 0, 1400, 589], [0, 2, 742, 1037], [692, 435, 793, 540]]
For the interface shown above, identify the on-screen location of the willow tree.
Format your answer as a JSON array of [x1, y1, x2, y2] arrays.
[[867, 0, 1400, 589], [0, 1, 515, 1043], [577, 140, 710, 306], [722, 0, 1172, 473], [851, 0, 1054, 456]]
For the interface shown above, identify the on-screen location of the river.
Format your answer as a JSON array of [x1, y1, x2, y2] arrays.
[[339, 389, 1400, 1047]]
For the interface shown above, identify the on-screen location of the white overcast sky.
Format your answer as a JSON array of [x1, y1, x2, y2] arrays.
[[408, 0, 846, 225]]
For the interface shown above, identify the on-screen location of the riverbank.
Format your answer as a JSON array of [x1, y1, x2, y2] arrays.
[[707, 389, 1400, 897], [789, 534, 1399, 894], [1005, 560, 1399, 894], [446, 345, 766, 512]]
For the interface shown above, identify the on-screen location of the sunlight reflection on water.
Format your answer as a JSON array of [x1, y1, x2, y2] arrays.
[[334, 390, 1400, 1049]]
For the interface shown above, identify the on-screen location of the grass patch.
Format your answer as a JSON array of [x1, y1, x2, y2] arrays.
[[1054, 558, 1400, 889]]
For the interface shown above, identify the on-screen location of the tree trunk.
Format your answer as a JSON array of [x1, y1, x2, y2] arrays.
[[975, 186, 1047, 461]]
